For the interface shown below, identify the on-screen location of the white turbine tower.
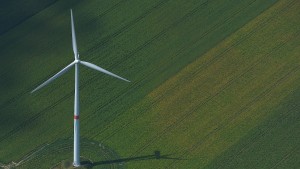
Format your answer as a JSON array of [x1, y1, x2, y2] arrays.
[[31, 9, 130, 167]]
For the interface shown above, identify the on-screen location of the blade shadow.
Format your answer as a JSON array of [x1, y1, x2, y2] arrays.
[[88, 151, 185, 167]]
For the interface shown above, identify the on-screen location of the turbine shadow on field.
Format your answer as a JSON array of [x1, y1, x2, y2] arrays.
[[88, 151, 184, 167]]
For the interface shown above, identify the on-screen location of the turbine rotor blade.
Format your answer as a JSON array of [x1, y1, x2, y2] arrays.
[[70, 9, 78, 59], [80, 61, 130, 82], [31, 62, 75, 93]]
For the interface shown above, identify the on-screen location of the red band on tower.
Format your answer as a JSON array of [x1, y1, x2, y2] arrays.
[[74, 115, 79, 119]]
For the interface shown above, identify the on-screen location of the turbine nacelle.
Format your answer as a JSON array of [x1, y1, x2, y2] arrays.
[[74, 59, 80, 64]]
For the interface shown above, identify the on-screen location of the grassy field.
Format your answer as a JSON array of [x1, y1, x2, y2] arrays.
[[0, 0, 299, 168]]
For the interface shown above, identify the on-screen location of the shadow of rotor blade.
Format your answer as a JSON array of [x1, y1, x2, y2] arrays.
[[92, 155, 155, 166], [92, 151, 183, 166], [159, 155, 187, 160]]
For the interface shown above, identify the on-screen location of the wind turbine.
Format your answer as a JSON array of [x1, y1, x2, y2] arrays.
[[31, 9, 130, 167]]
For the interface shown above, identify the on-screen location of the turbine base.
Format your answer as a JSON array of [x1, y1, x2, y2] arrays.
[[73, 162, 80, 167]]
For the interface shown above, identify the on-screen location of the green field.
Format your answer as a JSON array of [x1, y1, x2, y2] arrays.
[[0, 0, 300, 168]]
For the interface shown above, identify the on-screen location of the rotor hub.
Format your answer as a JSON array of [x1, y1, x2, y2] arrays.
[[74, 59, 80, 64]]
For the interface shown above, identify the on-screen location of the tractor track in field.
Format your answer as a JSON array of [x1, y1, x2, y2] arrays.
[[0, 143, 49, 169], [270, 144, 300, 169], [83, 0, 208, 63], [90, 0, 128, 23], [91, 0, 295, 143], [0, 138, 123, 169], [81, 0, 172, 56], [27, 139, 118, 163]]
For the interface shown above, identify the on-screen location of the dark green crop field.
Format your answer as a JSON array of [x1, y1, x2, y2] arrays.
[[0, 0, 299, 168]]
